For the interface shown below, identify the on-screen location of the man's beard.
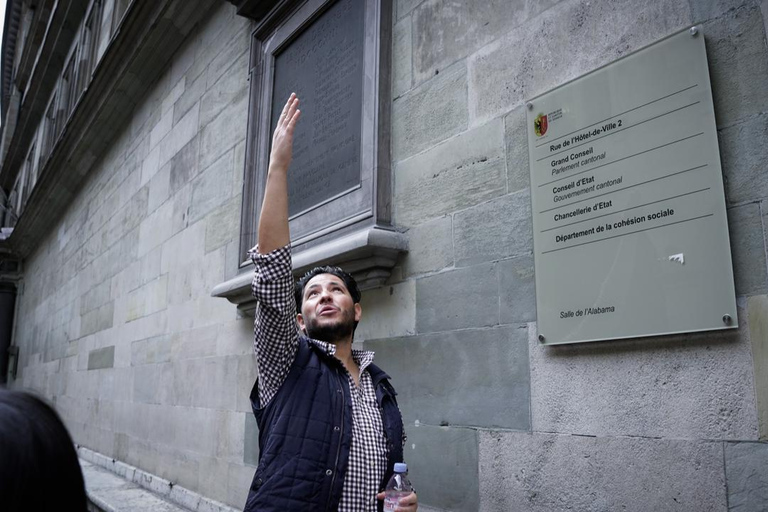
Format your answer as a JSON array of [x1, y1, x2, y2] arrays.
[[305, 311, 355, 343]]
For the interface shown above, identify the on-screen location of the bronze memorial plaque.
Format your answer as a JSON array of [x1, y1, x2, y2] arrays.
[[270, 0, 365, 217]]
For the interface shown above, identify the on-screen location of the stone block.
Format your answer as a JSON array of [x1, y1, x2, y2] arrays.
[[394, 118, 505, 227], [416, 263, 499, 333], [81, 302, 115, 337], [172, 356, 238, 410], [499, 254, 537, 324], [243, 413, 260, 467], [227, 462, 254, 510], [159, 102, 200, 168], [479, 431, 726, 511], [170, 324, 219, 360], [397, 0, 422, 19], [392, 17, 412, 98], [365, 326, 530, 429], [125, 275, 169, 322], [81, 279, 112, 315], [173, 71, 206, 126], [453, 189, 532, 267], [392, 60, 468, 161], [718, 113, 768, 205], [133, 362, 174, 405], [412, 0, 558, 86], [169, 135, 200, 195], [162, 76, 186, 115], [199, 91, 247, 171], [206, 23, 250, 90], [171, 405, 217, 456], [189, 149, 235, 225], [725, 441, 768, 510], [205, 197, 240, 254], [405, 425, 479, 512], [140, 145, 161, 188], [236, 355, 258, 413], [529, 299, 760, 439], [137, 200, 174, 257], [160, 219, 207, 275], [468, 0, 691, 126], [200, 52, 249, 129], [704, 6, 768, 128], [88, 346, 115, 370], [504, 105, 530, 193], [147, 161, 171, 214], [402, 215, 453, 277], [150, 108, 174, 150], [691, 0, 762, 22], [355, 280, 417, 342], [747, 295, 768, 440], [727, 203, 768, 296]]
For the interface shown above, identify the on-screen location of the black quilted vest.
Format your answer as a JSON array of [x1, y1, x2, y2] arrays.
[[244, 337, 404, 511]]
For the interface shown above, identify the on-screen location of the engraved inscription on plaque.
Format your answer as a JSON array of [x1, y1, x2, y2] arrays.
[[270, 0, 364, 217]]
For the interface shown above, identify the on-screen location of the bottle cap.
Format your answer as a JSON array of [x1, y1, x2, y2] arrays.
[[394, 463, 407, 473]]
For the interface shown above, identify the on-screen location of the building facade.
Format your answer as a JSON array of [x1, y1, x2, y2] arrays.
[[1, 0, 766, 510]]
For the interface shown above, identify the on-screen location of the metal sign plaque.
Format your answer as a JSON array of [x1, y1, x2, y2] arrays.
[[526, 26, 738, 345]]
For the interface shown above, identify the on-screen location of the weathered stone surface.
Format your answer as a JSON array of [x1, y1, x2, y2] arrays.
[[504, 105, 530, 192], [725, 441, 768, 510], [392, 16, 412, 98], [365, 326, 530, 429], [727, 203, 768, 296], [392, 61, 467, 161], [169, 135, 200, 195], [133, 362, 175, 405], [397, 0, 423, 19], [453, 189, 532, 267], [88, 346, 115, 370], [718, 113, 768, 205], [416, 263, 499, 332], [691, 0, 762, 21], [81, 302, 115, 337], [412, 0, 559, 85], [137, 200, 174, 257], [199, 51, 249, 129], [748, 294, 768, 440], [704, 6, 768, 128], [204, 197, 240, 254], [479, 431, 726, 511], [147, 161, 171, 213], [529, 300, 760, 439], [404, 425, 479, 512], [159, 102, 200, 168], [468, 0, 691, 126], [199, 90, 247, 171], [173, 356, 238, 410], [355, 280, 416, 342], [499, 255, 537, 324], [243, 413, 260, 467], [394, 118, 505, 227], [402, 215, 454, 277]]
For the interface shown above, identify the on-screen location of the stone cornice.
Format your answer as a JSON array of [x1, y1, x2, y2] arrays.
[[212, 226, 408, 315]]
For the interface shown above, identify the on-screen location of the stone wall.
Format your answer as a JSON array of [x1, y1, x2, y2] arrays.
[[12, 3, 258, 508], [361, 0, 768, 510], [8, 0, 768, 511]]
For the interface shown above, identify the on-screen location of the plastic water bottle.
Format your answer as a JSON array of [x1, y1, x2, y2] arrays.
[[383, 462, 413, 512]]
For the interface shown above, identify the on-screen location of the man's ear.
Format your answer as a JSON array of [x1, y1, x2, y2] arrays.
[[297, 313, 305, 332], [354, 303, 362, 323]]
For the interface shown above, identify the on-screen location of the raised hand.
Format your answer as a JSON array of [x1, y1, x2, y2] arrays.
[[269, 93, 301, 174], [257, 94, 301, 254]]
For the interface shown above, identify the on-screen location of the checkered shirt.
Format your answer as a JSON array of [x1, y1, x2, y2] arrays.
[[249, 244, 398, 511]]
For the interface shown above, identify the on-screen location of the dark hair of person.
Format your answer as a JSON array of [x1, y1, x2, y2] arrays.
[[295, 266, 362, 310], [0, 389, 88, 511]]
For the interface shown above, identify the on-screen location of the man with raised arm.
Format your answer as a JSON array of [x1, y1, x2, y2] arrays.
[[244, 93, 418, 512]]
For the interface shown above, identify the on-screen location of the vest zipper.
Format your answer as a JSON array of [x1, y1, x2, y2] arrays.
[[326, 368, 345, 510]]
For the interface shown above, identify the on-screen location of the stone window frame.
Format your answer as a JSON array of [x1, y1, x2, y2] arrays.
[[214, 0, 407, 313]]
